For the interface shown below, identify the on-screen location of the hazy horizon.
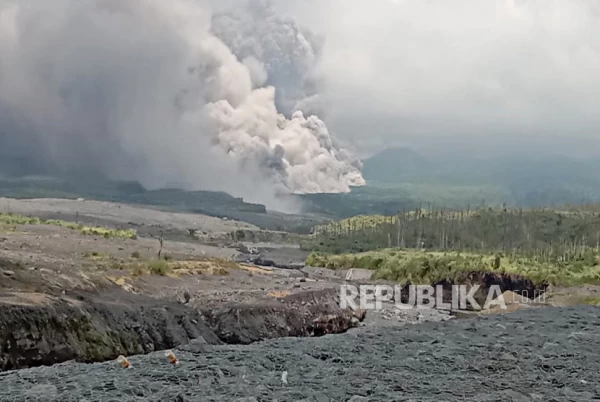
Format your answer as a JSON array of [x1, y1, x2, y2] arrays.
[[279, 0, 600, 158]]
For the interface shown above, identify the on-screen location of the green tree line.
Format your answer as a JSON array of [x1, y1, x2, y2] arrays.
[[307, 204, 600, 264]]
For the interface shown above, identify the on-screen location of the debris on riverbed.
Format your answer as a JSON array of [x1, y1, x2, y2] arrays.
[[116, 355, 131, 369], [165, 350, 179, 366], [1, 306, 597, 401]]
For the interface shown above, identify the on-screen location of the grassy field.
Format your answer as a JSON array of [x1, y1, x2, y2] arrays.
[[306, 249, 600, 287], [0, 213, 137, 240]]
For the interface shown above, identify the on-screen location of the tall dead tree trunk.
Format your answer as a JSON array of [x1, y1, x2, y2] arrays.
[[157, 231, 164, 259]]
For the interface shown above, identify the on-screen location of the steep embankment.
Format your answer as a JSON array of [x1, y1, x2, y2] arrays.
[[307, 249, 550, 295], [0, 285, 363, 371], [0, 288, 221, 371], [202, 289, 364, 344]]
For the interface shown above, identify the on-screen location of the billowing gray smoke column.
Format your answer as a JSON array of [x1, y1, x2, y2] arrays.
[[0, 0, 365, 206], [211, 0, 325, 117]]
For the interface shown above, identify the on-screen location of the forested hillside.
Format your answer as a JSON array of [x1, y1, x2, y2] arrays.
[[306, 204, 600, 264]]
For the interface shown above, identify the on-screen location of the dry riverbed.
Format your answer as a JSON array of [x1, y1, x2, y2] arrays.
[[2, 306, 600, 401], [1, 197, 597, 376]]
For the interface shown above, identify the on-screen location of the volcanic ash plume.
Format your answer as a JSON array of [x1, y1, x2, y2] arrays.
[[207, 87, 365, 194], [211, 0, 326, 117], [0, 0, 364, 201]]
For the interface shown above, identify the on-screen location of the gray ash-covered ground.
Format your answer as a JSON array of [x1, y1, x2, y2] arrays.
[[2, 306, 599, 402]]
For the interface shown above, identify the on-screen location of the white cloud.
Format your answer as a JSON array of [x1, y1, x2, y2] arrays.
[[281, 0, 600, 154]]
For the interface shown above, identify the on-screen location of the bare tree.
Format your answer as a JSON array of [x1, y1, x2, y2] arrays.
[[157, 231, 164, 259]]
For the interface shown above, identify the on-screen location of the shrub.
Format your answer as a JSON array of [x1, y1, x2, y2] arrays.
[[149, 260, 170, 276], [131, 263, 146, 277], [216, 268, 230, 276]]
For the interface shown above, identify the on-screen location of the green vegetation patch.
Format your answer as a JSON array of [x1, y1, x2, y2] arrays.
[[0, 213, 137, 240], [306, 249, 600, 287], [306, 206, 600, 263], [583, 296, 600, 306], [148, 260, 170, 276]]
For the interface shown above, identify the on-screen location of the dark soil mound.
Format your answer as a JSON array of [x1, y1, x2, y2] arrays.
[[202, 289, 364, 344], [388, 271, 545, 310]]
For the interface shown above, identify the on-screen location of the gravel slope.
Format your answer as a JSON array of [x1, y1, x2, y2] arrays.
[[1, 306, 599, 401], [0, 197, 257, 233]]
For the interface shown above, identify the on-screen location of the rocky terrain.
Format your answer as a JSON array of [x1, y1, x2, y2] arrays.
[[0, 198, 368, 371], [1, 306, 599, 401], [2, 196, 599, 402]]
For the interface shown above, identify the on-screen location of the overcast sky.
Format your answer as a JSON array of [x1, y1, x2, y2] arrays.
[[1, 0, 599, 210], [278, 0, 600, 157]]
